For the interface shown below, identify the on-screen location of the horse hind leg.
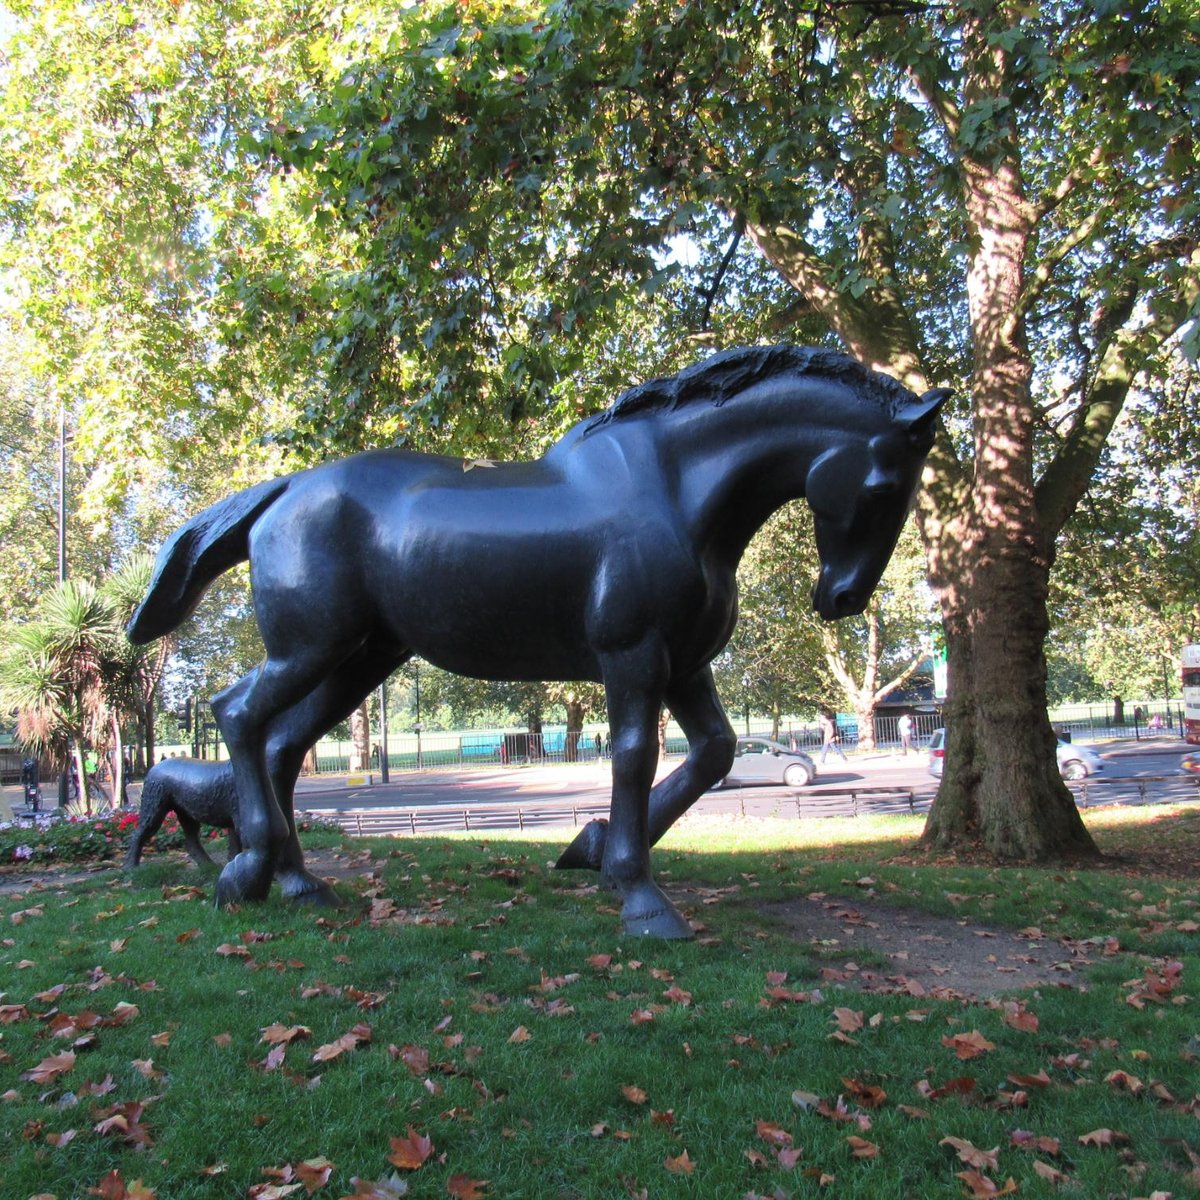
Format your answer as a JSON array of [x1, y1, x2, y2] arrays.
[[264, 639, 411, 906], [211, 647, 355, 905]]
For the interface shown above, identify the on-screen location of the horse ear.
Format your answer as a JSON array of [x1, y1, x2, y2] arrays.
[[896, 387, 951, 434]]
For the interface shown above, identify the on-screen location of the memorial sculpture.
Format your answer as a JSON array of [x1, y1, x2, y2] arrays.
[[128, 345, 947, 937], [125, 757, 240, 869]]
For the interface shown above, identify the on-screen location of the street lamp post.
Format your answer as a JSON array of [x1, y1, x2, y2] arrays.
[[378, 681, 390, 783], [413, 661, 423, 770], [57, 402, 70, 809]]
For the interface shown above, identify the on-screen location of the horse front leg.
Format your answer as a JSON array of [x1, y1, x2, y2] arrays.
[[599, 652, 694, 940], [559, 666, 735, 872]]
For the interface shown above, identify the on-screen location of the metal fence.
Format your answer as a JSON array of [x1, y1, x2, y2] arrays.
[[150, 698, 1186, 778]]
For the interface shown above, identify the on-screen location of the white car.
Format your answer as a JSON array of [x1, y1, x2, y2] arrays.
[[927, 729, 1104, 781], [716, 737, 817, 788]]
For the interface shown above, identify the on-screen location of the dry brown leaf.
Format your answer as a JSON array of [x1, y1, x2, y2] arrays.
[[446, 1176, 489, 1199], [22, 1050, 76, 1083], [846, 1135, 880, 1159], [940, 1136, 1000, 1171], [832, 1007, 864, 1033], [755, 1118, 793, 1147], [387, 1126, 433, 1170], [1078, 1128, 1130, 1148], [261, 1023, 311, 1046], [942, 1031, 996, 1060], [1032, 1159, 1070, 1185], [294, 1157, 336, 1194], [663, 1149, 695, 1174], [956, 1170, 1018, 1198]]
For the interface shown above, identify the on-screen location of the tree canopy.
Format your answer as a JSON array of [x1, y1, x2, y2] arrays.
[[2, 0, 1197, 859]]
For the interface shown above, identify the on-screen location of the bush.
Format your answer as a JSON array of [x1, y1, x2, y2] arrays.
[[0, 808, 344, 867], [0, 809, 187, 866]]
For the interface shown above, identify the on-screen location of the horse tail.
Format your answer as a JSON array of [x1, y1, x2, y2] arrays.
[[127, 476, 291, 644]]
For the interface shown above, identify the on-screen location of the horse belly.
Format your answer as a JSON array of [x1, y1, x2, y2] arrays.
[[375, 536, 604, 683]]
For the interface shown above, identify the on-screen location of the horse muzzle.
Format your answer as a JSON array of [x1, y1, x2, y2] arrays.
[[810, 576, 867, 621]]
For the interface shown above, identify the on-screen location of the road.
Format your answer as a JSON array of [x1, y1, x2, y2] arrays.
[[290, 737, 1199, 837]]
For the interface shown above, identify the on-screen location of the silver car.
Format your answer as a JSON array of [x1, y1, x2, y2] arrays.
[[927, 729, 1104, 781], [718, 737, 817, 788]]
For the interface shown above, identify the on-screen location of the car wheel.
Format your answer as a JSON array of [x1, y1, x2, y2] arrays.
[[1061, 759, 1088, 781], [784, 763, 812, 787]]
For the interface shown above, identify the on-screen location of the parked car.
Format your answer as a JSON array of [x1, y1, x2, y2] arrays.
[[926, 729, 1104, 781], [716, 737, 817, 788]]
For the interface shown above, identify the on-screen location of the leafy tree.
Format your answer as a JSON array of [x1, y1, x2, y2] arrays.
[[4, 1, 1198, 864], [0, 567, 161, 812], [249, 0, 1197, 859]]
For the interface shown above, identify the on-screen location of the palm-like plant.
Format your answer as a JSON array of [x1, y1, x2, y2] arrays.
[[0, 557, 164, 813]]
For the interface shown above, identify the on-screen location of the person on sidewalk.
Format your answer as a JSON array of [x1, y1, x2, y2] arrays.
[[819, 711, 846, 764], [898, 712, 914, 756]]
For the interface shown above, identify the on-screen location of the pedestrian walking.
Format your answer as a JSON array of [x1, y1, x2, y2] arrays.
[[898, 712, 914, 756], [819, 712, 845, 763]]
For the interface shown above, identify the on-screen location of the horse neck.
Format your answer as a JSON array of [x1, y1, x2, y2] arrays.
[[668, 400, 844, 560]]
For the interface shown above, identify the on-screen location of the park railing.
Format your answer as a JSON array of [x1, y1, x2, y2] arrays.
[[147, 698, 1186, 778]]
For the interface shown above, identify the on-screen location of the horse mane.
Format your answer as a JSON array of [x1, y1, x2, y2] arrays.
[[583, 344, 910, 434]]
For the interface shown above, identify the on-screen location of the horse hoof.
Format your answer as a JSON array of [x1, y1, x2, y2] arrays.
[[619, 884, 694, 940], [555, 819, 608, 871], [279, 870, 344, 908], [215, 852, 274, 906]]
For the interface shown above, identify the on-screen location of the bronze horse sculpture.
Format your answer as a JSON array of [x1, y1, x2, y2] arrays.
[[128, 345, 947, 938]]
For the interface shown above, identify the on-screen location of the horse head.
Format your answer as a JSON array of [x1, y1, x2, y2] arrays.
[[806, 386, 950, 621]]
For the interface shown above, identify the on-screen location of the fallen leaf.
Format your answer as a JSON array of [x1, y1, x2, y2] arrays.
[[663, 1149, 695, 1174], [940, 1137, 1000, 1171], [755, 1118, 793, 1147], [621, 1084, 648, 1105], [338, 1173, 409, 1199], [261, 1024, 311, 1046], [1078, 1128, 1130, 1148], [942, 1031, 996, 1060], [507, 1026, 531, 1044], [832, 1007, 864, 1033], [446, 1176, 488, 1199], [842, 1078, 887, 1109], [387, 1126, 433, 1170], [1032, 1159, 1069, 1184], [956, 1170, 1017, 1197], [846, 1135, 880, 1158], [22, 1050, 76, 1084], [295, 1157, 336, 1194], [1009, 1130, 1060, 1156]]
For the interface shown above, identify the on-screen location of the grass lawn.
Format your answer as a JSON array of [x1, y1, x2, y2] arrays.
[[1, 804, 1197, 1199]]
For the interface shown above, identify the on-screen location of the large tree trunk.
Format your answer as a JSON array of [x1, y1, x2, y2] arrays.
[[923, 549, 1094, 858], [349, 702, 370, 771], [918, 12, 1095, 860], [564, 696, 584, 762]]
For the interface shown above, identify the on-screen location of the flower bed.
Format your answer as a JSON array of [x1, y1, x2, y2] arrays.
[[1, 809, 343, 867]]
